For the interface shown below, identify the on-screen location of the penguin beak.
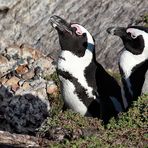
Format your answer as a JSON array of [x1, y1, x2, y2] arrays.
[[107, 27, 127, 37], [50, 15, 72, 34]]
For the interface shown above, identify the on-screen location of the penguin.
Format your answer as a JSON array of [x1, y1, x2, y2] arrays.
[[50, 15, 124, 122], [107, 26, 148, 109]]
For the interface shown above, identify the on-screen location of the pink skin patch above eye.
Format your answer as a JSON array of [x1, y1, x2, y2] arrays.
[[126, 28, 136, 36], [127, 28, 138, 39], [71, 24, 83, 35]]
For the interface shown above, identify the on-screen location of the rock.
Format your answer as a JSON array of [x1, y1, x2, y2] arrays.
[[0, 77, 8, 85], [0, 59, 15, 78], [0, 55, 27, 78], [0, 54, 8, 64], [34, 66, 42, 77], [0, 48, 55, 135], [0, 85, 13, 98], [16, 64, 29, 75], [21, 82, 30, 90], [0, 59, 8, 77], [0, 130, 50, 148], [5, 76, 20, 86], [20, 46, 34, 60], [0, 77, 50, 134], [5, 76, 20, 92], [33, 57, 55, 77], [5, 46, 21, 58], [20, 45, 43, 60], [0, 0, 147, 70], [47, 81, 58, 96], [22, 69, 35, 80], [0, 54, 13, 78], [15, 78, 49, 104], [4, 94, 49, 134], [33, 57, 52, 69], [11, 83, 19, 92]]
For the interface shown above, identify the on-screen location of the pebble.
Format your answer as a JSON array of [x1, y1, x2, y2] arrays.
[[18, 80, 25, 86], [5, 76, 20, 86], [47, 81, 58, 96], [11, 83, 19, 92], [33, 57, 52, 69], [0, 77, 8, 85], [16, 64, 29, 75], [5, 46, 21, 58], [22, 69, 35, 80], [20, 45, 43, 60], [0, 54, 8, 64], [33, 57, 55, 77], [22, 82, 30, 90]]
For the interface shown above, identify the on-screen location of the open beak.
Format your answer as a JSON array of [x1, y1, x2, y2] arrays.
[[50, 15, 72, 34]]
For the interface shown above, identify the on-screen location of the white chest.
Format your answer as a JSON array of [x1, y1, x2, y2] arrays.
[[58, 50, 95, 99], [59, 76, 89, 115], [120, 50, 147, 78]]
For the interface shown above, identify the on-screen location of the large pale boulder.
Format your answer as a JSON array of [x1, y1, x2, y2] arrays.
[[0, 0, 147, 70]]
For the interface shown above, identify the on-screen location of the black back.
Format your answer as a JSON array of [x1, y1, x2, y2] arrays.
[[120, 60, 148, 107], [95, 62, 124, 123]]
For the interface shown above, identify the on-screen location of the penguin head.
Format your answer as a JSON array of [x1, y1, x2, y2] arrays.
[[50, 15, 95, 57], [107, 26, 148, 55]]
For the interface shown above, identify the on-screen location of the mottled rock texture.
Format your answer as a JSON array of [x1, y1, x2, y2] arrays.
[[0, 0, 147, 70], [0, 45, 56, 134]]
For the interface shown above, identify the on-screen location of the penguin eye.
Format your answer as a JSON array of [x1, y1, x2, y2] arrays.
[[82, 33, 86, 37], [131, 34, 137, 39]]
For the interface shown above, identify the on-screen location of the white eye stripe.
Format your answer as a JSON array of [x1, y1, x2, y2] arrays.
[[71, 24, 83, 35], [127, 28, 147, 39], [71, 24, 94, 45]]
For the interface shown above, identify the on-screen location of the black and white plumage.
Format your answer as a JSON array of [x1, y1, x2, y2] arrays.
[[50, 15, 124, 122], [107, 26, 148, 109]]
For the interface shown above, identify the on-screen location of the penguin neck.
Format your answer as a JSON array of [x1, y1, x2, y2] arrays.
[[119, 49, 148, 79], [58, 48, 94, 70], [119, 49, 148, 108]]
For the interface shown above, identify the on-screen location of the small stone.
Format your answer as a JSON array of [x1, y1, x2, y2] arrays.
[[11, 84, 19, 92], [33, 57, 55, 77], [5, 46, 21, 58], [0, 77, 8, 85], [20, 45, 43, 60], [18, 80, 25, 86], [33, 57, 52, 69], [12, 54, 19, 60], [16, 64, 29, 75], [22, 69, 35, 80], [47, 81, 58, 96], [27, 57, 34, 64], [5, 76, 20, 86], [34, 66, 42, 78], [5, 54, 11, 61], [22, 82, 30, 90], [0, 54, 8, 64], [6, 71, 15, 79], [20, 47, 33, 59], [0, 59, 17, 78]]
